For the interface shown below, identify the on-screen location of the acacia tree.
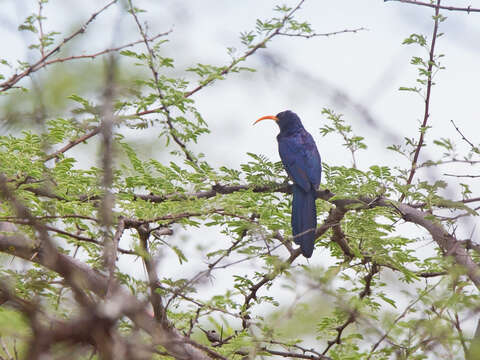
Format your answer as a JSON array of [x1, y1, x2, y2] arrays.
[[1, 0, 480, 359]]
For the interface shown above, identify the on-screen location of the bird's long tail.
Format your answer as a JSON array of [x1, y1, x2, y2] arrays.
[[291, 185, 317, 258]]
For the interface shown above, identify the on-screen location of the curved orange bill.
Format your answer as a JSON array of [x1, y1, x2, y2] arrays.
[[253, 115, 278, 125]]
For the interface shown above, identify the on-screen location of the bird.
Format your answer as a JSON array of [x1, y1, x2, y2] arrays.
[[199, 327, 236, 347], [199, 328, 223, 346], [253, 110, 322, 258]]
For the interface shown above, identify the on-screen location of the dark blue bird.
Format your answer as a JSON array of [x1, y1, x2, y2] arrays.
[[254, 110, 322, 258]]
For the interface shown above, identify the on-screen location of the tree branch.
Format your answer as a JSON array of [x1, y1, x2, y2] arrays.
[[394, 202, 480, 288], [137, 224, 167, 326], [0, 0, 119, 92]]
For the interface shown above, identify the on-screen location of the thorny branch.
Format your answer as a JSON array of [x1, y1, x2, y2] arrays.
[[241, 205, 351, 329]]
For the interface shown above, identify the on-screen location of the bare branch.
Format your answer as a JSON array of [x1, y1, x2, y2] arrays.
[[267, 340, 330, 360]]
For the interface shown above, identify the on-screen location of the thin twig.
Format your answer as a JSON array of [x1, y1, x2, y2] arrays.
[[0, 214, 98, 222], [37, 0, 46, 59], [400, 0, 442, 202], [453, 311, 469, 357], [165, 231, 248, 310], [43, 127, 101, 162], [261, 347, 331, 360], [278, 27, 367, 38], [450, 119, 479, 151], [418, 159, 480, 168], [106, 217, 126, 293], [385, 0, 480, 13], [443, 173, 480, 178], [38, 32, 171, 68]]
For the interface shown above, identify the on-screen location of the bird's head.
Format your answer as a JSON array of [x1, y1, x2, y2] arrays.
[[253, 110, 303, 134]]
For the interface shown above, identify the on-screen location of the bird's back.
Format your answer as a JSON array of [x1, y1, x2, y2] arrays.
[[277, 128, 321, 191]]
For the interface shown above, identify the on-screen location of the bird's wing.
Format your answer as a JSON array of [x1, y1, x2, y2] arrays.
[[278, 131, 319, 192], [302, 131, 322, 188]]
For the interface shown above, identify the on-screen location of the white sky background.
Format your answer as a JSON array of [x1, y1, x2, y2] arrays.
[[2, 0, 480, 347]]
